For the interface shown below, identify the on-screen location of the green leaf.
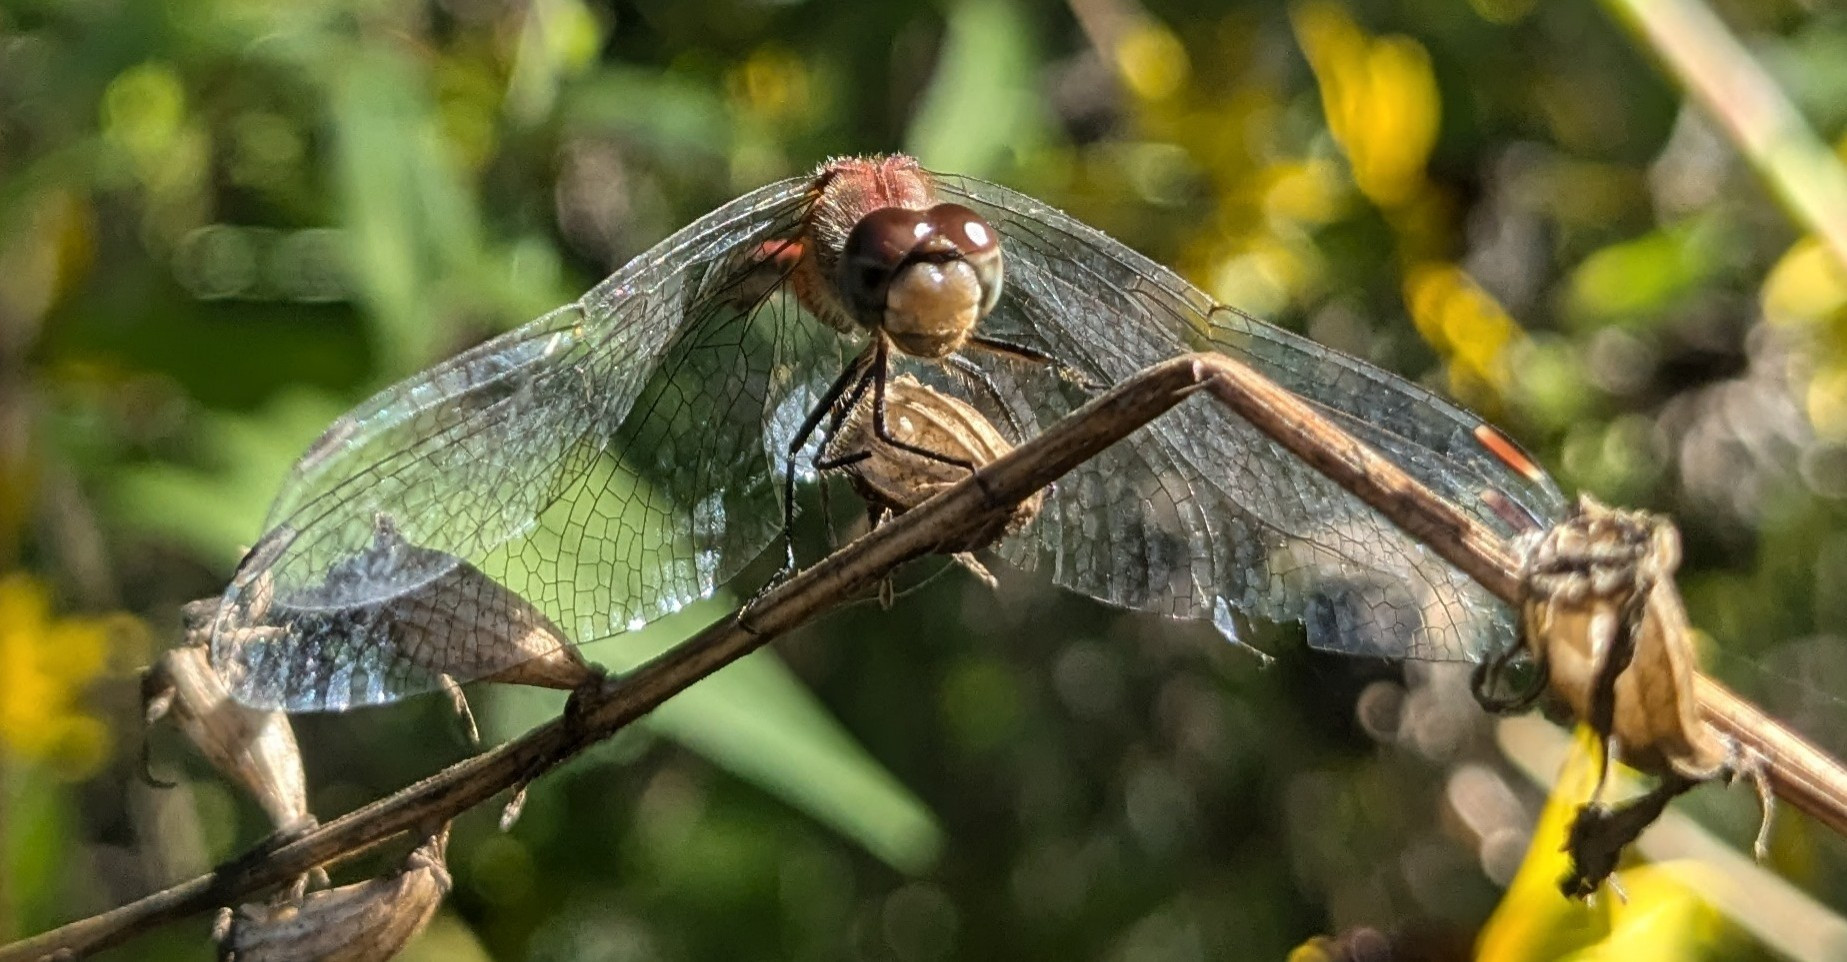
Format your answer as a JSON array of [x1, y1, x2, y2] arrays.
[[1563, 219, 1721, 329], [563, 67, 738, 162], [109, 389, 349, 565], [484, 603, 944, 875], [505, 0, 605, 128], [2, 763, 77, 939], [332, 50, 486, 374], [904, 0, 1049, 177]]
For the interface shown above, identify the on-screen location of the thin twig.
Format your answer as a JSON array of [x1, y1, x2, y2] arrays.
[[5, 352, 1846, 961]]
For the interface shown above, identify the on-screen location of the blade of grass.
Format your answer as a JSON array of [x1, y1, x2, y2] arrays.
[[1602, 0, 1847, 272]]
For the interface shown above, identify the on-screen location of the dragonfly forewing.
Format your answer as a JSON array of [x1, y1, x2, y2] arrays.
[[931, 174, 1568, 662], [213, 178, 834, 710]]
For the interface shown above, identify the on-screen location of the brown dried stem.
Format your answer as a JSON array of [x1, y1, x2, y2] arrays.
[[5, 352, 1846, 961], [1188, 357, 1847, 838]]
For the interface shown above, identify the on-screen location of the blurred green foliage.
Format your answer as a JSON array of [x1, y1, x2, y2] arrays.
[[4, 0, 1847, 958]]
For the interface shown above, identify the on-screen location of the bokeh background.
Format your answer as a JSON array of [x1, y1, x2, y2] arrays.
[[5, 0, 1847, 958]]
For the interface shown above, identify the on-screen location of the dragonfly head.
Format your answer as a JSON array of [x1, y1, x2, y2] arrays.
[[837, 203, 1003, 359]]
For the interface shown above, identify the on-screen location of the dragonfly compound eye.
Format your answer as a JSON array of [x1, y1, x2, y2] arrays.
[[838, 204, 1004, 359], [925, 204, 1002, 315], [839, 207, 927, 323]]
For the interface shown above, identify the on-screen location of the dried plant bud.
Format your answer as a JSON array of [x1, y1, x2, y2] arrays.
[[1520, 495, 1727, 782], [825, 374, 1041, 552], [500, 785, 529, 832], [1517, 497, 1779, 897], [214, 827, 451, 962], [146, 608, 311, 833]]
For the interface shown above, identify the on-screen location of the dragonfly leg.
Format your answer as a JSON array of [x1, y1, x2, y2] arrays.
[[810, 365, 880, 474], [966, 335, 1106, 393], [943, 353, 1030, 441], [869, 339, 977, 473], [774, 346, 879, 576], [1470, 636, 1549, 713], [813, 448, 872, 473], [803, 367, 883, 549], [1561, 771, 1698, 898]]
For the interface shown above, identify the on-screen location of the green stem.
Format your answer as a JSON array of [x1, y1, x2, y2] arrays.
[[1603, 0, 1847, 271]]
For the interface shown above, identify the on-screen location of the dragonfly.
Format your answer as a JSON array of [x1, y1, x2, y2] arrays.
[[209, 154, 1567, 712]]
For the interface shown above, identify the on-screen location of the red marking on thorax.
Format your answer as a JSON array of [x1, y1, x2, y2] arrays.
[[753, 237, 806, 271]]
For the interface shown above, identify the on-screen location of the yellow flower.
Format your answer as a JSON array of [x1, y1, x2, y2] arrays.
[[1762, 237, 1847, 438], [1477, 726, 1736, 961], [1292, 2, 1440, 209], [727, 45, 813, 125], [1763, 235, 1847, 328], [1809, 367, 1847, 442], [1114, 22, 1190, 103], [0, 572, 137, 779], [1404, 261, 1523, 401]]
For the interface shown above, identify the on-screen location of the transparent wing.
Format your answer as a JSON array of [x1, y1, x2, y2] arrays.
[[212, 176, 856, 711], [933, 172, 1569, 662]]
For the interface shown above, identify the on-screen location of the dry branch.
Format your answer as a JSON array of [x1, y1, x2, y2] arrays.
[[5, 352, 1846, 961]]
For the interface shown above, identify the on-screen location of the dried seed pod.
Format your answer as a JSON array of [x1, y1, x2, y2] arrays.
[[1517, 495, 1761, 897], [214, 827, 451, 962], [145, 604, 312, 833], [1519, 495, 1727, 782], [824, 374, 1040, 552]]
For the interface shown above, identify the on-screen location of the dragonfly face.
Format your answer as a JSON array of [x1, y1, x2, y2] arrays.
[[212, 153, 1567, 713], [788, 156, 1003, 359], [834, 202, 1002, 359]]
